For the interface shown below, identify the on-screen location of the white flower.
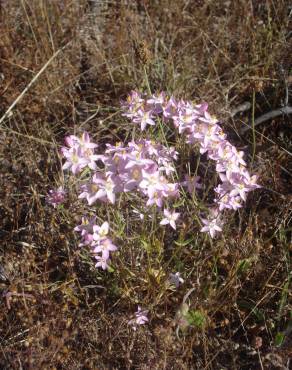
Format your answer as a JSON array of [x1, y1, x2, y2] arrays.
[[169, 272, 184, 288], [160, 209, 180, 230]]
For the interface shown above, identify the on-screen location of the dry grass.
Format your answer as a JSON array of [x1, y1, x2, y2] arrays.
[[0, 1, 291, 369]]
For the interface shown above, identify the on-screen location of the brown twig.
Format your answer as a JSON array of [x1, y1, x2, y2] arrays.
[[240, 105, 292, 133], [230, 102, 251, 117], [0, 46, 68, 126]]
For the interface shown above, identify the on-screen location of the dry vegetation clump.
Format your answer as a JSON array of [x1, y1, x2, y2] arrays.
[[0, 1, 291, 369]]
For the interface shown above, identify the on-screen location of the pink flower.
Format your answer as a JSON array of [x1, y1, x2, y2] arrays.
[[92, 221, 109, 242], [200, 217, 223, 238], [79, 174, 121, 205], [160, 209, 180, 230], [147, 92, 165, 113], [182, 175, 202, 194], [74, 216, 97, 234], [133, 109, 156, 131], [139, 170, 165, 196], [75, 219, 118, 269], [163, 96, 178, 119], [78, 178, 104, 205], [128, 306, 149, 330], [94, 255, 110, 270], [77, 131, 98, 150], [62, 147, 88, 175], [65, 131, 98, 150], [61, 132, 99, 174], [46, 186, 66, 208], [92, 174, 120, 204], [123, 164, 145, 191], [145, 190, 164, 207], [64, 135, 80, 148], [122, 91, 144, 119], [93, 238, 117, 259], [169, 272, 184, 288], [74, 216, 97, 247]]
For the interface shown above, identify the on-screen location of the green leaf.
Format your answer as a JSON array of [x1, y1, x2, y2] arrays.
[[186, 310, 206, 329], [174, 238, 193, 247], [274, 332, 285, 347], [236, 259, 252, 274], [173, 198, 186, 208], [107, 265, 115, 273], [277, 281, 289, 320]]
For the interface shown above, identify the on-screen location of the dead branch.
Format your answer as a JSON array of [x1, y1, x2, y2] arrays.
[[240, 105, 292, 133]]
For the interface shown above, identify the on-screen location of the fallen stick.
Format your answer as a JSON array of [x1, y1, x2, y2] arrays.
[[0, 45, 68, 126], [240, 105, 292, 133], [230, 101, 251, 117]]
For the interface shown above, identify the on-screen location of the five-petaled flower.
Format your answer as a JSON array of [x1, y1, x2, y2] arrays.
[[169, 272, 184, 288], [128, 306, 149, 330], [160, 209, 180, 230], [200, 217, 222, 238]]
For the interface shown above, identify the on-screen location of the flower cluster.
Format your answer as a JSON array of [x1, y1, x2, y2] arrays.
[[122, 91, 260, 238], [62, 137, 179, 208], [61, 132, 99, 175], [61, 133, 181, 268], [61, 91, 260, 272], [74, 217, 117, 270], [59, 91, 260, 330]]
